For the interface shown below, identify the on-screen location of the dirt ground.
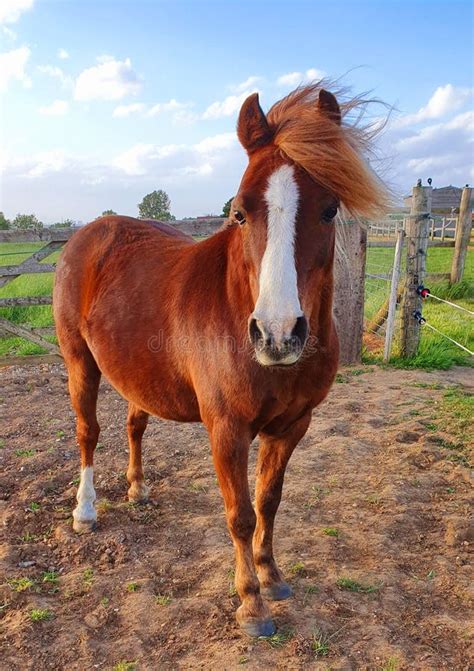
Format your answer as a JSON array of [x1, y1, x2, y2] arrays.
[[0, 362, 472, 671]]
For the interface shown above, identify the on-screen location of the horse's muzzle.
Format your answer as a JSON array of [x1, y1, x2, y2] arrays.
[[248, 315, 308, 366]]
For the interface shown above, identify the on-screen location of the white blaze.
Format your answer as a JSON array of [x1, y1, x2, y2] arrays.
[[253, 163, 302, 344], [73, 466, 96, 523]]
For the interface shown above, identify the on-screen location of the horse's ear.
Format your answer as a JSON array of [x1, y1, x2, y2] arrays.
[[237, 93, 272, 154], [318, 89, 341, 125]]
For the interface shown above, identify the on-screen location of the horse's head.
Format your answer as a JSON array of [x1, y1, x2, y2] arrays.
[[232, 84, 386, 367]]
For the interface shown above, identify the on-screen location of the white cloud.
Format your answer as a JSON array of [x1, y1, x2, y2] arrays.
[[147, 99, 189, 117], [0, 133, 247, 221], [74, 55, 142, 101], [0, 46, 31, 92], [112, 102, 146, 118], [37, 64, 73, 88], [57, 48, 69, 60], [112, 143, 159, 175], [394, 84, 474, 127], [202, 90, 257, 120], [38, 99, 69, 116], [276, 68, 326, 87], [194, 132, 236, 154], [2, 25, 17, 40], [112, 99, 194, 123], [232, 75, 262, 93], [0, 0, 34, 24], [112, 132, 238, 177]]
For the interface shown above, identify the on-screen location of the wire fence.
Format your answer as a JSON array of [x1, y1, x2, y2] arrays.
[[363, 241, 402, 356], [363, 217, 473, 361]]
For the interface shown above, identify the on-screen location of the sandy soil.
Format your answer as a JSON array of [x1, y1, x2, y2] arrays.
[[0, 363, 472, 671]]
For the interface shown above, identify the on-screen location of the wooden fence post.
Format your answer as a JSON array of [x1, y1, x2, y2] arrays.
[[450, 186, 472, 284], [383, 228, 405, 362], [400, 182, 432, 358], [333, 221, 367, 365]]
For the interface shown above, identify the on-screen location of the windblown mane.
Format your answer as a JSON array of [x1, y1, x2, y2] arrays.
[[266, 82, 390, 217]]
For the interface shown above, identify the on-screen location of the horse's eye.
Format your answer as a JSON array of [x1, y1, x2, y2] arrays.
[[233, 210, 246, 225], [322, 206, 338, 222]]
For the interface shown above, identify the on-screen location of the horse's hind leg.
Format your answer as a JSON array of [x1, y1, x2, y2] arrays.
[[64, 345, 101, 533], [126, 403, 150, 502], [253, 410, 312, 600]]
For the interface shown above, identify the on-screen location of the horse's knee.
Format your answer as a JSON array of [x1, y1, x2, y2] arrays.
[[228, 507, 256, 541], [127, 411, 148, 439], [77, 420, 100, 448]]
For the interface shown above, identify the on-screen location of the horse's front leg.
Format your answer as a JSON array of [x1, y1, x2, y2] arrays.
[[209, 420, 275, 637], [253, 410, 312, 600]]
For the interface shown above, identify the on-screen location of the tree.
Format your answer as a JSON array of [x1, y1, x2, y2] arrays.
[[102, 209, 116, 216], [0, 212, 10, 230], [138, 190, 175, 221], [221, 197, 234, 218], [11, 213, 43, 232]]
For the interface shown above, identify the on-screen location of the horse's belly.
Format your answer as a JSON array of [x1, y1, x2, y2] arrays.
[[87, 333, 202, 422]]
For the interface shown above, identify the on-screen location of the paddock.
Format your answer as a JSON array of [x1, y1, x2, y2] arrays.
[[1, 361, 471, 670]]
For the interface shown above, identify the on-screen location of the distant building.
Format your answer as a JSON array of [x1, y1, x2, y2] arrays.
[[403, 185, 473, 213]]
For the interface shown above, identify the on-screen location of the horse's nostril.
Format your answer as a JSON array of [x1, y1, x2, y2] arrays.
[[248, 318, 263, 345], [291, 316, 308, 344]]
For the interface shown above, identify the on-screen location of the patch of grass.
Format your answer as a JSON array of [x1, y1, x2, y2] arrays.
[[322, 527, 339, 537], [0, 438, 4, 448], [304, 485, 328, 509], [100, 596, 109, 607], [27, 502, 40, 512], [83, 568, 94, 588], [19, 531, 38, 542], [336, 577, 381, 594], [365, 494, 381, 506], [189, 481, 207, 493], [302, 584, 319, 606], [380, 657, 399, 671], [410, 381, 444, 389], [55, 429, 65, 438], [15, 448, 35, 457], [96, 498, 112, 512], [227, 568, 237, 597], [113, 662, 137, 671], [289, 561, 305, 576], [258, 627, 293, 647], [155, 594, 171, 606], [238, 656, 249, 665], [311, 628, 330, 657], [42, 571, 59, 585], [126, 582, 140, 592], [8, 577, 36, 592], [29, 608, 53, 622], [335, 373, 348, 383]]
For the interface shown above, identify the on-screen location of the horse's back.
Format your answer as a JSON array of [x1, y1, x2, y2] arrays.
[[53, 215, 192, 341]]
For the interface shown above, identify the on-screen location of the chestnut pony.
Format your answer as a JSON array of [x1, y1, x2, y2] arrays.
[[54, 83, 385, 636]]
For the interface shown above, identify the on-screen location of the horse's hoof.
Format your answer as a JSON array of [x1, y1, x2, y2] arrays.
[[72, 519, 97, 534], [239, 617, 276, 638], [127, 482, 150, 503], [261, 582, 293, 601]]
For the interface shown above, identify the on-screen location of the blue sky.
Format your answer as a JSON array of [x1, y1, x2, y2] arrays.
[[1, 0, 473, 223]]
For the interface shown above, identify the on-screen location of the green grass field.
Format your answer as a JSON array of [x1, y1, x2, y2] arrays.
[[365, 244, 473, 368], [0, 241, 472, 368]]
